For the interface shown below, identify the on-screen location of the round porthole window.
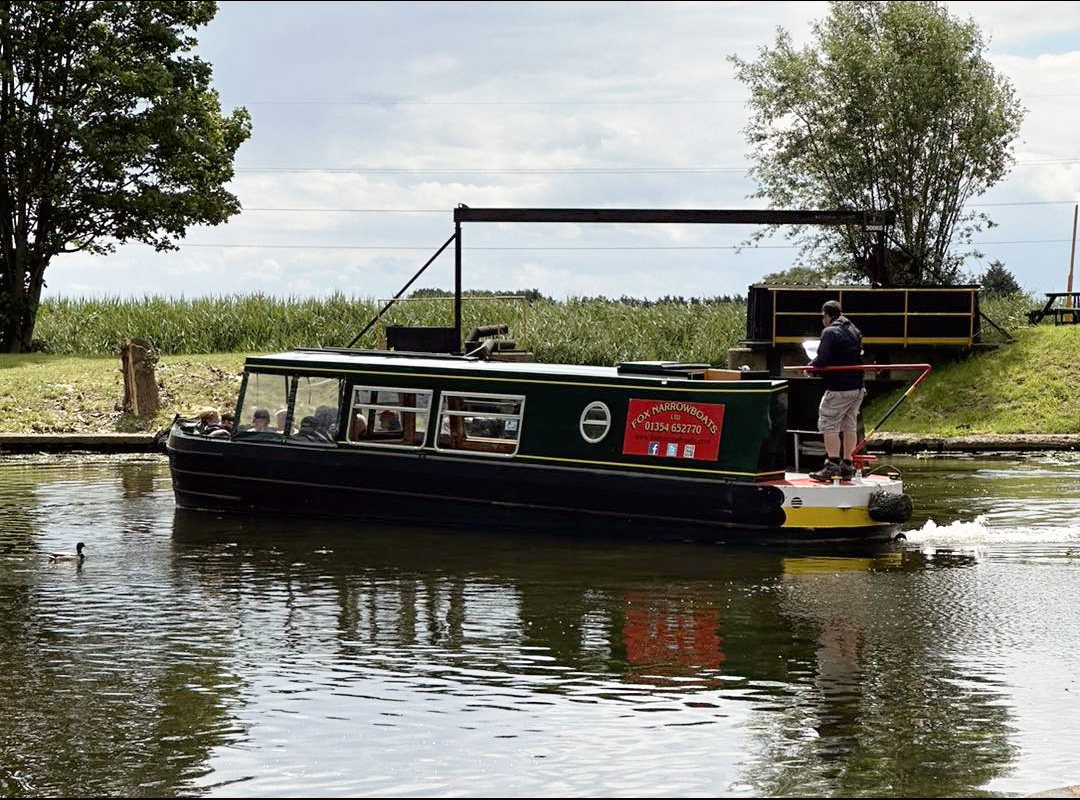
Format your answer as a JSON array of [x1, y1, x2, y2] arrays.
[[579, 401, 612, 444]]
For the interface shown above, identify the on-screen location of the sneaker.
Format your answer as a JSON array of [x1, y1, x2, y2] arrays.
[[839, 460, 855, 480], [809, 460, 841, 482]]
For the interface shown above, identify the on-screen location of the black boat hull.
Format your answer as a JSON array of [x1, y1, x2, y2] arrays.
[[168, 430, 896, 544]]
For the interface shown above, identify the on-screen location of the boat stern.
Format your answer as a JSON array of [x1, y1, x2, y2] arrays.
[[768, 472, 912, 538]]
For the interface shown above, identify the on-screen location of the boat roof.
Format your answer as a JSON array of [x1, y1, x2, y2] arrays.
[[245, 348, 787, 386]]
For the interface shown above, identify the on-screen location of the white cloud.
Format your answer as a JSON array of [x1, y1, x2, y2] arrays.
[[44, 0, 1080, 302], [949, 1, 1080, 48]]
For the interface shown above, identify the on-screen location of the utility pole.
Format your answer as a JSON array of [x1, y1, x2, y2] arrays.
[[1068, 203, 1078, 307]]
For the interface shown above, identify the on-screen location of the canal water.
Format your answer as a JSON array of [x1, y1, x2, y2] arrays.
[[0, 453, 1077, 798]]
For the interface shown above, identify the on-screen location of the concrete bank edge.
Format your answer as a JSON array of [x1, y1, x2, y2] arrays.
[[0, 433, 159, 454], [868, 433, 1080, 453]]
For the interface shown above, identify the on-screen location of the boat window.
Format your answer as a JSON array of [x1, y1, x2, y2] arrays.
[[579, 401, 612, 444], [290, 376, 344, 444], [347, 386, 432, 449], [435, 391, 525, 456], [234, 372, 290, 442]]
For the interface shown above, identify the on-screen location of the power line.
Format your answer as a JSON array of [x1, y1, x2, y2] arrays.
[[176, 238, 1074, 251], [238, 201, 1080, 214], [232, 158, 1080, 176], [243, 208, 446, 213], [177, 243, 796, 251], [240, 92, 1080, 106], [247, 98, 748, 105], [972, 200, 1079, 206], [233, 166, 750, 174]]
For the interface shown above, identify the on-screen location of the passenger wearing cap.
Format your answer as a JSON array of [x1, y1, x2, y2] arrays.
[[293, 415, 333, 443], [251, 408, 272, 432]]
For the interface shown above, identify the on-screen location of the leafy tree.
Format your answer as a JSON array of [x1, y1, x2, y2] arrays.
[[980, 259, 1021, 296], [730, 1, 1024, 287], [760, 265, 831, 286], [0, 1, 251, 352]]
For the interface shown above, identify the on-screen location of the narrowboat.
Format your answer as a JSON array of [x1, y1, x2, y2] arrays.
[[166, 207, 917, 543], [166, 350, 914, 543]]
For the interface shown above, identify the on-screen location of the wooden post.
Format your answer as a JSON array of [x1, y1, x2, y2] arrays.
[[120, 338, 160, 418]]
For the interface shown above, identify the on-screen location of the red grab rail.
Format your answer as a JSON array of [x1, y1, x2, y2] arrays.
[[784, 363, 932, 455]]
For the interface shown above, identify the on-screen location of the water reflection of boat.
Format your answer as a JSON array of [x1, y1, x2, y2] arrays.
[[169, 510, 975, 692], [167, 510, 1010, 798], [170, 508, 913, 576], [166, 207, 916, 544]]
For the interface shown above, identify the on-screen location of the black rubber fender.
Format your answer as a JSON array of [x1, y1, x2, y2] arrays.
[[869, 489, 913, 523]]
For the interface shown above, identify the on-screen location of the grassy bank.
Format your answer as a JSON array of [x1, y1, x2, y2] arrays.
[[862, 324, 1080, 435], [0, 290, 1060, 436], [0, 353, 246, 434]]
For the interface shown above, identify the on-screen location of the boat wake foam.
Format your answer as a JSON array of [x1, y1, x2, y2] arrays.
[[904, 515, 1080, 545]]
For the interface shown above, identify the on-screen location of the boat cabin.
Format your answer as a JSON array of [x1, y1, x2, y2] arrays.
[[225, 349, 788, 482]]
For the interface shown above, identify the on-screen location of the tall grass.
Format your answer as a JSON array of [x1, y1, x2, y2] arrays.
[[979, 291, 1041, 339], [33, 290, 1034, 365], [34, 294, 384, 355], [33, 293, 749, 364]]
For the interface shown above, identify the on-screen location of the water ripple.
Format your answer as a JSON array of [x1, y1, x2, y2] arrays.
[[1, 455, 1079, 797]]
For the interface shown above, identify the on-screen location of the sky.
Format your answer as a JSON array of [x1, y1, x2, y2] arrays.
[[44, 1, 1080, 302]]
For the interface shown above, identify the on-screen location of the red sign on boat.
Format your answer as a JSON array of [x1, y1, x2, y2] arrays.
[[622, 399, 725, 461]]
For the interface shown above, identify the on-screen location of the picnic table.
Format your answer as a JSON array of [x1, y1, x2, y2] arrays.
[[1027, 292, 1080, 325]]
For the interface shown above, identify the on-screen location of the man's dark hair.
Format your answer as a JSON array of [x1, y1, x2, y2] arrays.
[[822, 300, 842, 319]]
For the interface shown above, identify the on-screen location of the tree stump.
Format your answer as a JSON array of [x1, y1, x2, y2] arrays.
[[120, 339, 160, 418]]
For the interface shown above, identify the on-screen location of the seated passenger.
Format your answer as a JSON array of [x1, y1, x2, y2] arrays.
[[314, 405, 338, 439], [349, 410, 368, 439], [251, 408, 272, 432], [293, 415, 333, 443], [275, 408, 289, 434], [376, 409, 402, 434], [196, 408, 227, 436], [220, 411, 235, 433]]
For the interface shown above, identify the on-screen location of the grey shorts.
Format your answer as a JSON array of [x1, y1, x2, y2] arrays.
[[818, 388, 865, 433]]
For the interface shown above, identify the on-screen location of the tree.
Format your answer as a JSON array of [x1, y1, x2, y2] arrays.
[[730, 1, 1024, 287], [980, 259, 1021, 296], [0, 1, 251, 352], [760, 265, 831, 286]]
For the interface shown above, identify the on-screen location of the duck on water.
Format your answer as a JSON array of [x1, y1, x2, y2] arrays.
[[49, 543, 86, 562]]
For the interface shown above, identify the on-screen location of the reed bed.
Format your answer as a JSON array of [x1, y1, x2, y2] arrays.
[[31, 290, 1031, 364], [33, 293, 749, 365]]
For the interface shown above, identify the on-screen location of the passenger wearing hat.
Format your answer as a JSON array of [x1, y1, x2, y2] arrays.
[[294, 415, 333, 443], [251, 407, 272, 432], [809, 299, 864, 483]]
